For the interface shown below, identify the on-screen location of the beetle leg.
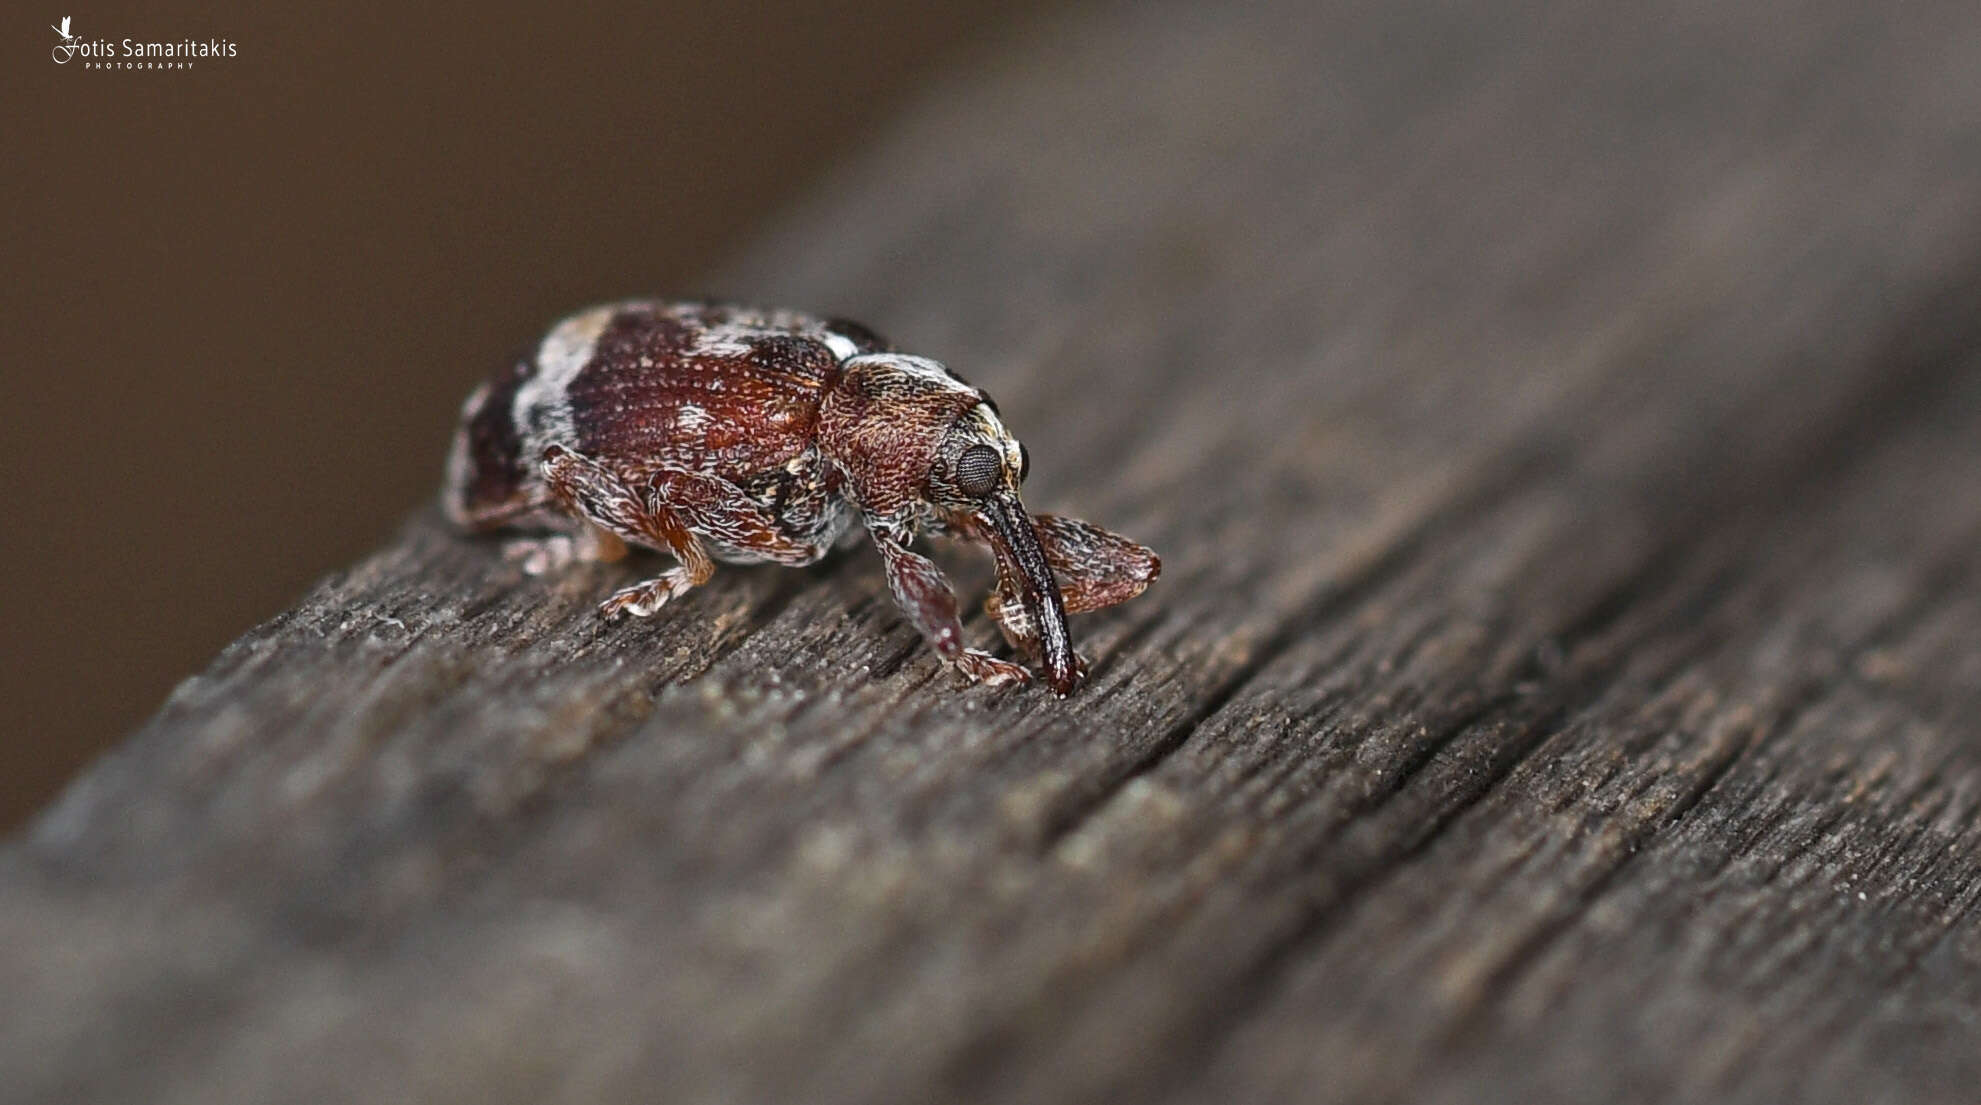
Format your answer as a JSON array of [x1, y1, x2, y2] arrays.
[[501, 524, 629, 576], [538, 446, 714, 618], [448, 484, 611, 576], [452, 491, 562, 535], [963, 512, 1159, 668], [981, 589, 1089, 683], [644, 468, 826, 567], [872, 533, 1030, 688]]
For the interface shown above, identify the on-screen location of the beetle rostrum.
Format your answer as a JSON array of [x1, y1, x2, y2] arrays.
[[443, 299, 1159, 696]]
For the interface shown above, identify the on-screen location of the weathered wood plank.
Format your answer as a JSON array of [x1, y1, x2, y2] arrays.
[[8, 1, 1981, 1103]]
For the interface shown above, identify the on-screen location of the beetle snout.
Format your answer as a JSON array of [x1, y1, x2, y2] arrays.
[[980, 491, 1078, 696]]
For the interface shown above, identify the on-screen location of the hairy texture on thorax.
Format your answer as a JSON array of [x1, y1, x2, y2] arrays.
[[817, 361, 979, 526]]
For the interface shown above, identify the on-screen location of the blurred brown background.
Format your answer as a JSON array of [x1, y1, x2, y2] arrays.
[[5, 1, 1029, 828]]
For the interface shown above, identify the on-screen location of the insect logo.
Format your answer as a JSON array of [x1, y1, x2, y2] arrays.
[[50, 16, 79, 63]]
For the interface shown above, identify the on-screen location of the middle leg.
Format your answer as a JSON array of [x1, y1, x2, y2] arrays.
[[541, 446, 839, 619], [539, 446, 714, 618]]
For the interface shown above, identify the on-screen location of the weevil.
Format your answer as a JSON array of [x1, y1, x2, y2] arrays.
[[443, 300, 1159, 695]]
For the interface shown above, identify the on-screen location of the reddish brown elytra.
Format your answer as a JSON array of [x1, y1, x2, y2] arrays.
[[443, 300, 1158, 696]]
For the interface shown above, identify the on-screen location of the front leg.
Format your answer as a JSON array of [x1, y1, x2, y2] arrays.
[[502, 523, 628, 576], [871, 533, 1030, 688], [980, 513, 1159, 660]]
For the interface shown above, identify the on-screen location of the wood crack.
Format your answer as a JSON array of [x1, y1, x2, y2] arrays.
[[1034, 446, 1566, 852]]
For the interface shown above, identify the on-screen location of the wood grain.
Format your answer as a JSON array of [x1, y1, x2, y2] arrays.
[[9, 1, 1981, 1102]]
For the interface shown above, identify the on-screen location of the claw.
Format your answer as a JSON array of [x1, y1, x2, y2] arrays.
[[596, 570, 694, 618], [951, 649, 1032, 688]]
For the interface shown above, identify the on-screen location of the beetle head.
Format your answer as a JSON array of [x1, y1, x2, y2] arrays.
[[821, 354, 1075, 694]]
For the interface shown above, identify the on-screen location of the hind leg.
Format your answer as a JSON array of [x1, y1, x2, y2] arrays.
[[452, 492, 631, 577], [502, 525, 629, 576]]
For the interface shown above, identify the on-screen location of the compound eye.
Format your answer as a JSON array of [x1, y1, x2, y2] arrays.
[[1018, 443, 1031, 483], [955, 443, 1004, 497]]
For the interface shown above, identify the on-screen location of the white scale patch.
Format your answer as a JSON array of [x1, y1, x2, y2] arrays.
[[441, 379, 493, 522], [674, 403, 712, 433], [821, 331, 860, 361], [972, 404, 1025, 474], [687, 324, 760, 360], [512, 302, 619, 461]]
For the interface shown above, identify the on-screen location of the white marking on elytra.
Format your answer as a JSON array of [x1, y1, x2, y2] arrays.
[[688, 323, 760, 360], [456, 379, 493, 420], [675, 403, 711, 433], [535, 305, 617, 390], [441, 380, 493, 517], [821, 331, 860, 361], [513, 303, 618, 459]]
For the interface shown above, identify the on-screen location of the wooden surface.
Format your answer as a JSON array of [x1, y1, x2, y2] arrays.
[[9, 1, 1981, 1102]]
